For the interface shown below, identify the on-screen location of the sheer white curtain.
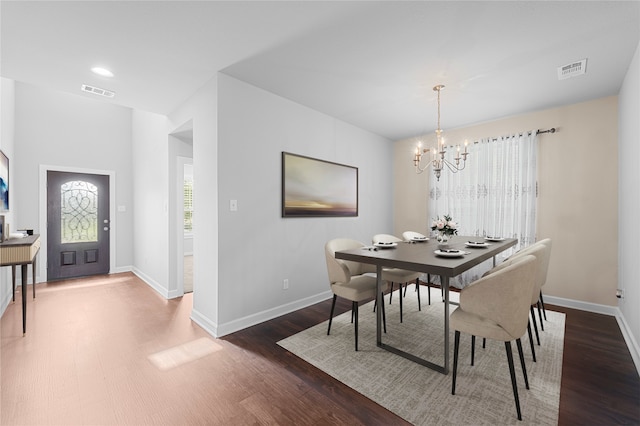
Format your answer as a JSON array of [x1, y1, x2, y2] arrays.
[[428, 131, 538, 288]]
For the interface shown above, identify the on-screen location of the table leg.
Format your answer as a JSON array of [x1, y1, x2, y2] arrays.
[[21, 264, 27, 335], [376, 265, 383, 346], [11, 265, 16, 302], [442, 275, 450, 374], [32, 259, 36, 298]]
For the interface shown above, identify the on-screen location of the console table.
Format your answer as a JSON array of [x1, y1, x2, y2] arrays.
[[0, 234, 41, 334]]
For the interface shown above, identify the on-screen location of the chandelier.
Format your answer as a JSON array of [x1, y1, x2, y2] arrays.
[[413, 84, 469, 181]]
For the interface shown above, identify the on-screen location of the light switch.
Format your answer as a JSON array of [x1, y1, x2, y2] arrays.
[[230, 199, 238, 211]]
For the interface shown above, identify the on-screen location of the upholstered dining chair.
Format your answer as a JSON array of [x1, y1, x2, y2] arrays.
[[372, 234, 422, 322], [509, 239, 552, 339], [325, 238, 389, 351], [402, 230, 437, 305], [451, 255, 537, 421], [473, 243, 548, 364], [402, 230, 428, 241]]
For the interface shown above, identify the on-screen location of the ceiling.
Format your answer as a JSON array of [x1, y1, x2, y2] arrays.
[[2, 1, 638, 141]]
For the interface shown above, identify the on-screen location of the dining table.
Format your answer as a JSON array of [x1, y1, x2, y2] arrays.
[[335, 235, 517, 374]]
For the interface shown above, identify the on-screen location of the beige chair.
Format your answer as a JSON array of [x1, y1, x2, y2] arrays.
[[402, 231, 437, 305], [451, 255, 537, 421], [402, 231, 428, 242], [325, 238, 389, 351], [509, 239, 552, 338], [474, 242, 548, 363], [372, 234, 422, 322]]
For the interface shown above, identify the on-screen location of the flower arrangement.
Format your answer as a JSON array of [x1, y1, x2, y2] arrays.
[[431, 214, 458, 237]]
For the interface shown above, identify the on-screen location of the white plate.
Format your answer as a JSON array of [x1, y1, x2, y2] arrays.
[[465, 241, 489, 248], [434, 249, 465, 257], [485, 236, 505, 242], [411, 236, 429, 242], [374, 242, 398, 249]]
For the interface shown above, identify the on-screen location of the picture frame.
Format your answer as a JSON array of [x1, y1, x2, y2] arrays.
[[282, 152, 358, 218], [0, 150, 8, 211], [0, 215, 4, 242]]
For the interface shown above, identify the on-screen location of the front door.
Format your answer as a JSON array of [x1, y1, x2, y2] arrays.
[[47, 171, 110, 280]]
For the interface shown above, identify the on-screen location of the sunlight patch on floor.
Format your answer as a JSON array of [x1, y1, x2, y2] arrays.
[[148, 337, 223, 371]]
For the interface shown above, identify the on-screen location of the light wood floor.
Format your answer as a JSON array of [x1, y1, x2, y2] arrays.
[[1, 272, 638, 425]]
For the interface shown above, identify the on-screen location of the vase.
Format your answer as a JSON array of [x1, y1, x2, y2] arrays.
[[437, 232, 450, 250]]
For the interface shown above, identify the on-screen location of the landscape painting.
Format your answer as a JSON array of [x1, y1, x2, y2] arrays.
[[282, 152, 358, 217], [0, 150, 8, 211]]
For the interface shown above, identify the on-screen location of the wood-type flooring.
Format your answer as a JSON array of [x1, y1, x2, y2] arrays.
[[1, 273, 638, 425]]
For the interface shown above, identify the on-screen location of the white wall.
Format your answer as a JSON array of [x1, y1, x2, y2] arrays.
[[131, 110, 170, 295], [11, 83, 134, 281], [395, 96, 618, 309], [0, 78, 16, 311], [167, 77, 219, 334], [215, 73, 393, 335], [618, 41, 640, 369]]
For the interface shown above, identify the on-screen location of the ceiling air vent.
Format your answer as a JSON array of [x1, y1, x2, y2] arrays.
[[557, 59, 587, 80], [81, 84, 115, 98]]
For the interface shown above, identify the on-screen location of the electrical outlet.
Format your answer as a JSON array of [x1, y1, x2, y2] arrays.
[[616, 289, 624, 299], [283, 279, 289, 290]]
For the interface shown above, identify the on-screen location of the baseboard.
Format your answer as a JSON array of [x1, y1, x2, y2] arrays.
[[191, 308, 218, 337], [132, 267, 169, 299], [112, 265, 133, 274], [615, 311, 640, 376], [214, 290, 333, 338], [545, 294, 640, 376], [544, 294, 619, 316]]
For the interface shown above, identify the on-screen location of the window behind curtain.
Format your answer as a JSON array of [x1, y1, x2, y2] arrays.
[[428, 131, 538, 288]]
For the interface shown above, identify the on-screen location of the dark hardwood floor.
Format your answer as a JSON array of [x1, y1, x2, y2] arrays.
[[225, 287, 640, 425], [1, 273, 638, 425]]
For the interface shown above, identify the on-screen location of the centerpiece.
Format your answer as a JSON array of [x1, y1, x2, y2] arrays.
[[431, 214, 458, 249]]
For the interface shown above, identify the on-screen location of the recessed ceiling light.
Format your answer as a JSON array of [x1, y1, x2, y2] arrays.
[[91, 67, 114, 78]]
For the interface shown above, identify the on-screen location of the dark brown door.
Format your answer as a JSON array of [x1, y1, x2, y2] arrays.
[[47, 171, 110, 280]]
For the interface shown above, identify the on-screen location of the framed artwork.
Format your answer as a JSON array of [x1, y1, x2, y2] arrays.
[[0, 150, 8, 211], [282, 152, 358, 217]]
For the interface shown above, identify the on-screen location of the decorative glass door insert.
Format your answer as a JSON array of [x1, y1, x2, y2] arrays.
[[61, 180, 99, 243]]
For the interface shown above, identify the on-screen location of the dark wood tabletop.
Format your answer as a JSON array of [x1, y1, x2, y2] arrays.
[[335, 235, 517, 277]]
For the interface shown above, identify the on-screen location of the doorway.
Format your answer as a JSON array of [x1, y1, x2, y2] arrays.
[[46, 171, 110, 280]]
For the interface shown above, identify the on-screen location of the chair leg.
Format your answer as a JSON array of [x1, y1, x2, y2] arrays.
[[327, 294, 337, 335], [471, 335, 476, 366], [416, 278, 421, 311], [389, 282, 394, 304], [505, 341, 522, 421], [516, 338, 530, 390], [482, 337, 486, 348], [539, 291, 547, 320], [399, 283, 403, 323], [353, 301, 359, 351], [452, 330, 460, 395], [530, 306, 540, 345], [537, 301, 544, 331], [381, 292, 387, 334], [527, 321, 537, 362]]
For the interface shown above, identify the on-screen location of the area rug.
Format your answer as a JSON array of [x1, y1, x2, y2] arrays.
[[278, 288, 564, 425]]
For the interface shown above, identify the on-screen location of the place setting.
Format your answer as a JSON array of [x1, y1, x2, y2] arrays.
[[434, 248, 469, 257], [465, 239, 491, 248]]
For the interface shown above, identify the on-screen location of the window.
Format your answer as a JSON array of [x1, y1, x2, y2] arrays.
[[183, 178, 193, 233], [428, 131, 538, 287]]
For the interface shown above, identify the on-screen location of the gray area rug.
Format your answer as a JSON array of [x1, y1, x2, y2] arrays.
[[278, 287, 564, 425]]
